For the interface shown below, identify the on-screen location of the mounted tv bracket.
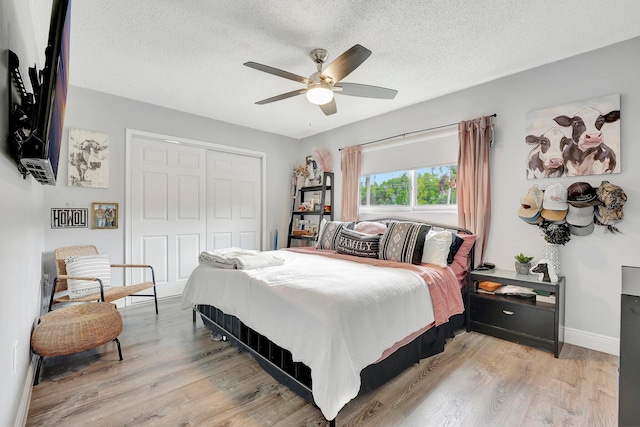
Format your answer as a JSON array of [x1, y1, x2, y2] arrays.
[[8, 50, 42, 180]]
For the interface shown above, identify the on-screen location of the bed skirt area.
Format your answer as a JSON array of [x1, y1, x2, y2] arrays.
[[195, 303, 464, 417]]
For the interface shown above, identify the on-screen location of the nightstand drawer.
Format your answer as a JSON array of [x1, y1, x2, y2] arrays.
[[470, 296, 554, 340]]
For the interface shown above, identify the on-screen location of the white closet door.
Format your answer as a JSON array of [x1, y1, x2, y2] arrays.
[[207, 150, 262, 250], [130, 136, 206, 299]]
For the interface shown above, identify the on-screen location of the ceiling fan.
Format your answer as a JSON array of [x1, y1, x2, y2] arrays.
[[244, 44, 398, 116]]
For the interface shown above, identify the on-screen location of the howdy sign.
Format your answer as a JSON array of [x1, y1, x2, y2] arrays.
[[51, 208, 89, 229]]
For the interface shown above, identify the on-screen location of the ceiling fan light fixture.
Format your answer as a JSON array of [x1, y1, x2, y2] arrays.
[[306, 82, 334, 105]]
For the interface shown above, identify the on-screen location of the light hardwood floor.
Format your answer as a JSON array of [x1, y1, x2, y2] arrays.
[[27, 297, 619, 426]]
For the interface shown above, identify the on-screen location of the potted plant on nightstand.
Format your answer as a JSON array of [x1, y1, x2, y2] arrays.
[[514, 253, 534, 275]]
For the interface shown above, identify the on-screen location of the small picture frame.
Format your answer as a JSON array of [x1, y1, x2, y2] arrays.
[[91, 202, 118, 229]]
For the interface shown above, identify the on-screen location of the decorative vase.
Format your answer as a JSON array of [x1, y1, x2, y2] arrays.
[[543, 243, 561, 276], [515, 262, 531, 275]]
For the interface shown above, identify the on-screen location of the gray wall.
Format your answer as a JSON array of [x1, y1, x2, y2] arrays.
[[2, 1, 298, 423], [300, 36, 640, 354], [3, 0, 637, 422], [0, 1, 47, 426], [42, 86, 299, 279]]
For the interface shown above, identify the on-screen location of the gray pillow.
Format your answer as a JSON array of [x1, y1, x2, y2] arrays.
[[316, 219, 354, 250]]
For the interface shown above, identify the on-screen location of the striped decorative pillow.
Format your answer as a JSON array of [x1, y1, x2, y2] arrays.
[[379, 221, 431, 265], [316, 219, 354, 250], [65, 254, 112, 299]]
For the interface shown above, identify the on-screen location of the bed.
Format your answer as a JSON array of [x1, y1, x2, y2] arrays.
[[180, 219, 475, 425]]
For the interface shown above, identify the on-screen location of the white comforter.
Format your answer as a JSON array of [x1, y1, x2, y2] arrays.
[[180, 249, 435, 420]]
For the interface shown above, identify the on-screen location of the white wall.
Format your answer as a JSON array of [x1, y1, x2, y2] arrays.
[[42, 85, 299, 279], [0, 1, 47, 425], [300, 36, 640, 355]]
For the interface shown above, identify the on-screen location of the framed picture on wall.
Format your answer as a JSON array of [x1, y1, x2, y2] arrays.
[[525, 94, 621, 179], [68, 128, 110, 188], [91, 202, 118, 229]]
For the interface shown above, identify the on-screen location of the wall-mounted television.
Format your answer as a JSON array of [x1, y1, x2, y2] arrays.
[[10, 0, 70, 185]]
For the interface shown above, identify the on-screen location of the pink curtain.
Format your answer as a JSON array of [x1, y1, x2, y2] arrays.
[[457, 116, 493, 267], [340, 145, 362, 221]]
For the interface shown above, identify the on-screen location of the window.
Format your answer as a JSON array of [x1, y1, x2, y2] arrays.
[[360, 171, 410, 207], [360, 165, 457, 210], [359, 126, 458, 213], [416, 165, 457, 206]]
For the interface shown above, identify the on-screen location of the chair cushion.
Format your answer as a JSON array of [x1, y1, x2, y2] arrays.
[[65, 254, 112, 299]]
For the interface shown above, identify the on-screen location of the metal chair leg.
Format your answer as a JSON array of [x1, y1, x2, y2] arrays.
[[148, 266, 159, 315], [114, 338, 123, 361], [152, 285, 159, 314], [34, 355, 44, 385]]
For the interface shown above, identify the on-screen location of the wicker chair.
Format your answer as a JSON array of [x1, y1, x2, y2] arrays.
[[50, 245, 158, 313], [31, 302, 123, 385]]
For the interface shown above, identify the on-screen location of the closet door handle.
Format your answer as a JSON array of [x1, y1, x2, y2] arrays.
[[502, 309, 514, 315]]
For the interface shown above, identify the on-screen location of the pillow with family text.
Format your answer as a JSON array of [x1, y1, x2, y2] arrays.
[[335, 228, 381, 258]]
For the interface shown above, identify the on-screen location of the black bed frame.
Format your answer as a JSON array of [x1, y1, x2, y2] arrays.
[[191, 219, 474, 426]]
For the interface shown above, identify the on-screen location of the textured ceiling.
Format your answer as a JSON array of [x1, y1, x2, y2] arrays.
[[28, 0, 640, 139]]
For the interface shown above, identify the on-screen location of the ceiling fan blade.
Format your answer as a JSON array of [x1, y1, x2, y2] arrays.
[[244, 61, 311, 84], [321, 44, 372, 83], [255, 89, 307, 105], [319, 99, 337, 116], [334, 82, 398, 99]]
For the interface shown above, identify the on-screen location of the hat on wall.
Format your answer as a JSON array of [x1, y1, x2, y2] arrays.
[[543, 183, 569, 210], [518, 185, 544, 220], [569, 222, 595, 236], [595, 181, 627, 229], [567, 182, 599, 207], [541, 183, 568, 221], [566, 205, 594, 227]]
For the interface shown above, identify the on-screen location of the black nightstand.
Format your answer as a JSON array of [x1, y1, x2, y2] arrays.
[[467, 269, 565, 357]]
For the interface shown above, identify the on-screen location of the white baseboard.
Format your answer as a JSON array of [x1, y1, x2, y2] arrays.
[[563, 326, 619, 356], [14, 355, 37, 427]]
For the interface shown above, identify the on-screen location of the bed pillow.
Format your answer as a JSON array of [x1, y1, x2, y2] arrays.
[[450, 234, 477, 285], [379, 221, 431, 265], [316, 219, 354, 250], [353, 221, 387, 235], [447, 233, 464, 265], [421, 230, 453, 267], [335, 228, 381, 258], [65, 253, 112, 299]]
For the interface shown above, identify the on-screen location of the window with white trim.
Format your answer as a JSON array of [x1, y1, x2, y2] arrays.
[[359, 126, 458, 214]]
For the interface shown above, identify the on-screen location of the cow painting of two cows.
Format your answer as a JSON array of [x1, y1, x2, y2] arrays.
[[525, 94, 621, 179]]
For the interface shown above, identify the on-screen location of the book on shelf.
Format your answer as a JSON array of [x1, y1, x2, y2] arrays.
[[534, 290, 556, 304]]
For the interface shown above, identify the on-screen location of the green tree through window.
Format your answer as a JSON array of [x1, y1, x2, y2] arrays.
[[416, 165, 457, 205], [360, 165, 456, 208]]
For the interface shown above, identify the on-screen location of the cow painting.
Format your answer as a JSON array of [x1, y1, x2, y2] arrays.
[[68, 128, 110, 188], [526, 127, 571, 179], [525, 94, 620, 179], [71, 139, 103, 183], [553, 107, 620, 176]]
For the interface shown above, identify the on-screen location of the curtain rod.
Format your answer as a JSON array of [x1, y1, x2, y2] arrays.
[[338, 113, 497, 151]]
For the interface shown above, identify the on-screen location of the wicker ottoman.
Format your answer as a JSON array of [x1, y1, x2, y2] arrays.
[[31, 302, 123, 385]]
